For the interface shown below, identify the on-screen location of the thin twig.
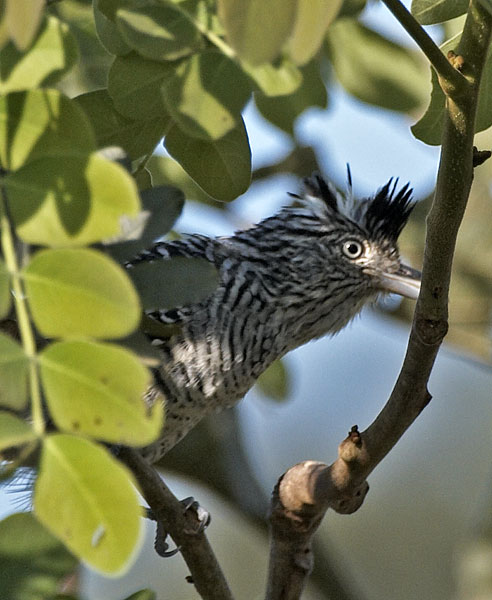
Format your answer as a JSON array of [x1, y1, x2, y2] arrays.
[[265, 1, 492, 598], [381, 0, 469, 94], [118, 447, 234, 600]]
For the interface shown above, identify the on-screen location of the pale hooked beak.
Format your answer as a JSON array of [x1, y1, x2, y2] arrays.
[[379, 264, 421, 300]]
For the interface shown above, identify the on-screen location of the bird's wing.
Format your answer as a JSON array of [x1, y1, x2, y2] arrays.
[[128, 234, 219, 328]]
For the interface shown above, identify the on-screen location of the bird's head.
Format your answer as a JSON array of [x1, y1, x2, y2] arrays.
[[230, 172, 420, 344], [296, 172, 421, 302]]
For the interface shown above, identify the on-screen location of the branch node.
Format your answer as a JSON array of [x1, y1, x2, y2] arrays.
[[447, 50, 465, 71], [332, 481, 369, 515], [415, 315, 449, 346], [473, 146, 492, 167]]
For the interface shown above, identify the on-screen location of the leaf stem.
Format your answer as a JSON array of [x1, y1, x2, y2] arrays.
[[381, 0, 469, 94], [0, 184, 44, 437]]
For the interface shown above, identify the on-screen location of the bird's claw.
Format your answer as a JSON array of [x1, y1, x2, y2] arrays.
[[144, 507, 180, 558], [143, 497, 211, 558], [180, 496, 211, 535]]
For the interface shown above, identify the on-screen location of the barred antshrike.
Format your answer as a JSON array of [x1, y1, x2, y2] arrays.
[[134, 174, 420, 463]]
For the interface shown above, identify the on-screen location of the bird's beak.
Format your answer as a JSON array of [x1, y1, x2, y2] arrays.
[[379, 263, 421, 300]]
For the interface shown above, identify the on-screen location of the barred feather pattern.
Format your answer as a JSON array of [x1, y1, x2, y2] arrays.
[[137, 175, 416, 462]]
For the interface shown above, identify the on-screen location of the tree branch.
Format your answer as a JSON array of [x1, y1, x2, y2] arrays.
[[118, 447, 234, 600], [381, 0, 469, 94], [265, 2, 492, 598]]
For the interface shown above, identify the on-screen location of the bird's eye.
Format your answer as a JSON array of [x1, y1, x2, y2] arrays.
[[342, 240, 364, 259]]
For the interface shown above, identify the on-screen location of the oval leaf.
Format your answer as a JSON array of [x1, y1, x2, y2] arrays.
[[129, 256, 219, 310], [108, 53, 173, 120], [0, 16, 78, 93], [327, 20, 428, 113], [411, 0, 468, 25], [0, 258, 11, 319], [0, 411, 36, 451], [39, 340, 163, 445], [0, 89, 96, 171], [161, 50, 252, 140], [93, 0, 132, 56], [0, 512, 77, 600], [4, 0, 45, 51], [255, 60, 328, 134], [74, 89, 170, 161], [5, 152, 140, 247], [288, 0, 343, 65], [22, 248, 140, 339], [116, 4, 203, 61], [218, 0, 297, 65], [0, 333, 29, 410], [164, 119, 251, 201], [34, 434, 144, 574], [242, 57, 303, 97]]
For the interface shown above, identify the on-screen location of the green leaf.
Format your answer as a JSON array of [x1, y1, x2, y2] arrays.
[[161, 50, 252, 140], [0, 257, 11, 318], [0, 15, 78, 93], [116, 4, 203, 61], [34, 434, 144, 574], [256, 359, 290, 402], [327, 20, 428, 113], [97, 0, 151, 22], [22, 248, 141, 339], [128, 256, 219, 310], [164, 119, 251, 201], [218, 0, 297, 65], [5, 152, 140, 247], [288, 0, 343, 65], [39, 340, 162, 445], [147, 154, 220, 207], [93, 0, 132, 56], [0, 512, 77, 600], [0, 333, 29, 410], [105, 185, 185, 262], [0, 89, 96, 171], [411, 0, 468, 25], [124, 590, 157, 600], [0, 411, 36, 451], [74, 89, 170, 161], [4, 0, 45, 51], [242, 57, 303, 97], [108, 53, 173, 120], [255, 60, 328, 134], [412, 35, 492, 144]]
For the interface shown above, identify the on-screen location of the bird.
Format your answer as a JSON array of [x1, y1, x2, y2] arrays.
[[131, 173, 421, 463]]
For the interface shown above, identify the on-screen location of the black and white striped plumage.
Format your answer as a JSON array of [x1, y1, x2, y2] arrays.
[[136, 174, 420, 462]]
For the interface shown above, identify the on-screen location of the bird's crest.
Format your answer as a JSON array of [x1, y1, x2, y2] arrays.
[[292, 172, 414, 242]]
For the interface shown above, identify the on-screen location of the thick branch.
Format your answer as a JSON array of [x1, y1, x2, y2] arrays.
[[266, 2, 492, 598], [381, 0, 468, 94], [118, 448, 234, 600]]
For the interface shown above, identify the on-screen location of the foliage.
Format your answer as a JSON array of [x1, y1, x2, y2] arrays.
[[0, 0, 490, 598]]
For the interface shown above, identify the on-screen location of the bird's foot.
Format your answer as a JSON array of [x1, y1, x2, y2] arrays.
[[180, 496, 211, 535], [145, 497, 211, 558]]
